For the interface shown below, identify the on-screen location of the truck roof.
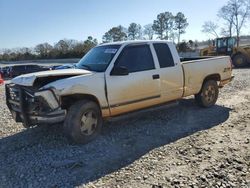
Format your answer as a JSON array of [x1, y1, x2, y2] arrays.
[[99, 40, 172, 46]]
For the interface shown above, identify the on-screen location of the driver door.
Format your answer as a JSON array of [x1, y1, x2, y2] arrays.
[[105, 44, 161, 116]]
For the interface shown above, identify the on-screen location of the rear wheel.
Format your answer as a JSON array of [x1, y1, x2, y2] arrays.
[[233, 54, 248, 68], [63, 100, 102, 144], [195, 80, 219, 108]]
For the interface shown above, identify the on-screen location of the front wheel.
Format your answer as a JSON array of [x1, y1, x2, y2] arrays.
[[63, 100, 102, 144], [195, 80, 219, 108]]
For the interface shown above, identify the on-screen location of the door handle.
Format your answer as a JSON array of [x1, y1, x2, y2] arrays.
[[152, 74, 160, 80]]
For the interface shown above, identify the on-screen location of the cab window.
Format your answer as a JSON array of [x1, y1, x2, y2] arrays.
[[115, 44, 155, 73], [153, 43, 175, 68]]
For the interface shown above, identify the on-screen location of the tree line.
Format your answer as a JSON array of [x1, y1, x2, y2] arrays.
[[0, 36, 97, 61], [102, 11, 188, 44]]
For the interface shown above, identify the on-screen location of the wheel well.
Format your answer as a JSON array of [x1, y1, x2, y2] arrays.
[[196, 74, 220, 94], [61, 94, 101, 110], [203, 74, 221, 83]]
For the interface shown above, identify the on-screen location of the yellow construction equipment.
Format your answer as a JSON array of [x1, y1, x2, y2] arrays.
[[200, 37, 250, 67]]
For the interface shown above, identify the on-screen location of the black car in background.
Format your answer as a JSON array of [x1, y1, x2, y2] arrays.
[[8, 64, 50, 78], [0, 66, 10, 78]]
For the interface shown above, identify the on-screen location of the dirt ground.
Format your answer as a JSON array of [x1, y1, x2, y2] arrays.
[[0, 69, 249, 188]]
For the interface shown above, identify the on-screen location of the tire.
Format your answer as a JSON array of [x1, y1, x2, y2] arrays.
[[63, 100, 102, 144], [195, 80, 219, 108], [233, 54, 248, 68]]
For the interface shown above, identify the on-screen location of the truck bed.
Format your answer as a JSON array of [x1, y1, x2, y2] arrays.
[[180, 56, 232, 97]]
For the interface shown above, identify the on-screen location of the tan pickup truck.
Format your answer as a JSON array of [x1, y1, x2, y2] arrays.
[[6, 41, 234, 143]]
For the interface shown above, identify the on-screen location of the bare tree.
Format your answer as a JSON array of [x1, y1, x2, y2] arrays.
[[164, 12, 175, 40], [152, 13, 166, 39], [82, 36, 98, 53], [35, 43, 53, 57], [54, 40, 70, 53], [220, 28, 233, 37], [153, 12, 174, 40], [128, 23, 142, 40], [202, 21, 219, 38], [174, 12, 189, 44], [143, 24, 154, 40], [218, 4, 235, 37], [222, 0, 250, 46], [169, 32, 178, 43], [102, 25, 127, 43], [18, 47, 32, 54]]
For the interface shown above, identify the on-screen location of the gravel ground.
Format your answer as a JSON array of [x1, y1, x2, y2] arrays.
[[0, 69, 249, 188]]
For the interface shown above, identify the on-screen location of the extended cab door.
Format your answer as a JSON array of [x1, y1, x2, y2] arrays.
[[105, 44, 161, 116], [152, 43, 184, 101]]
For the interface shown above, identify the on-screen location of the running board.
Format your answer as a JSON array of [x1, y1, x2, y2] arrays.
[[106, 100, 179, 122]]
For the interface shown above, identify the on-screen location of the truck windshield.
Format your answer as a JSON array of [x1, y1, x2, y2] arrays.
[[76, 45, 121, 72]]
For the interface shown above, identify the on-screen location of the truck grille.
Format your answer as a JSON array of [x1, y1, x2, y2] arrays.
[[9, 86, 20, 102], [6, 84, 22, 112]]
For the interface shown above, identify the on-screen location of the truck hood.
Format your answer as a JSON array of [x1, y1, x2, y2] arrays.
[[12, 69, 92, 87]]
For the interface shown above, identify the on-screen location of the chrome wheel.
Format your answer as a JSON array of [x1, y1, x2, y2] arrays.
[[80, 110, 97, 136], [203, 85, 216, 103], [64, 100, 102, 144], [195, 80, 219, 108]]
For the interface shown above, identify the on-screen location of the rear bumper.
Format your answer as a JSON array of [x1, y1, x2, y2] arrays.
[[5, 84, 66, 127], [219, 76, 234, 87]]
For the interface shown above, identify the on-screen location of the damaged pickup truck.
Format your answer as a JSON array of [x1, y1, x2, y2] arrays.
[[6, 41, 234, 144]]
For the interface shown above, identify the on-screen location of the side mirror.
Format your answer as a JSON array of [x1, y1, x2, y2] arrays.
[[110, 66, 129, 76]]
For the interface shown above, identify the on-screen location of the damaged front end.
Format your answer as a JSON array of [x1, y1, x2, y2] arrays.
[[5, 84, 66, 127]]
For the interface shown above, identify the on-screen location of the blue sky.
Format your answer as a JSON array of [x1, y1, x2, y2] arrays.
[[0, 0, 246, 49]]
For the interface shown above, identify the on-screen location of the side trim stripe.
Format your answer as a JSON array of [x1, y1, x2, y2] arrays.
[[109, 95, 161, 108]]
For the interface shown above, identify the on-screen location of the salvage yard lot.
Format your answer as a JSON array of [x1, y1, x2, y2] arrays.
[[0, 69, 249, 187]]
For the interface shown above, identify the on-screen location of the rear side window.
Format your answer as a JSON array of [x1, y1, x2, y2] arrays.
[[115, 45, 155, 73], [27, 65, 39, 70], [153, 43, 175, 68], [14, 66, 26, 71]]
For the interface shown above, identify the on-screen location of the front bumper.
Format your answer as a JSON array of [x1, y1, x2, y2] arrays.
[[5, 84, 66, 127]]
